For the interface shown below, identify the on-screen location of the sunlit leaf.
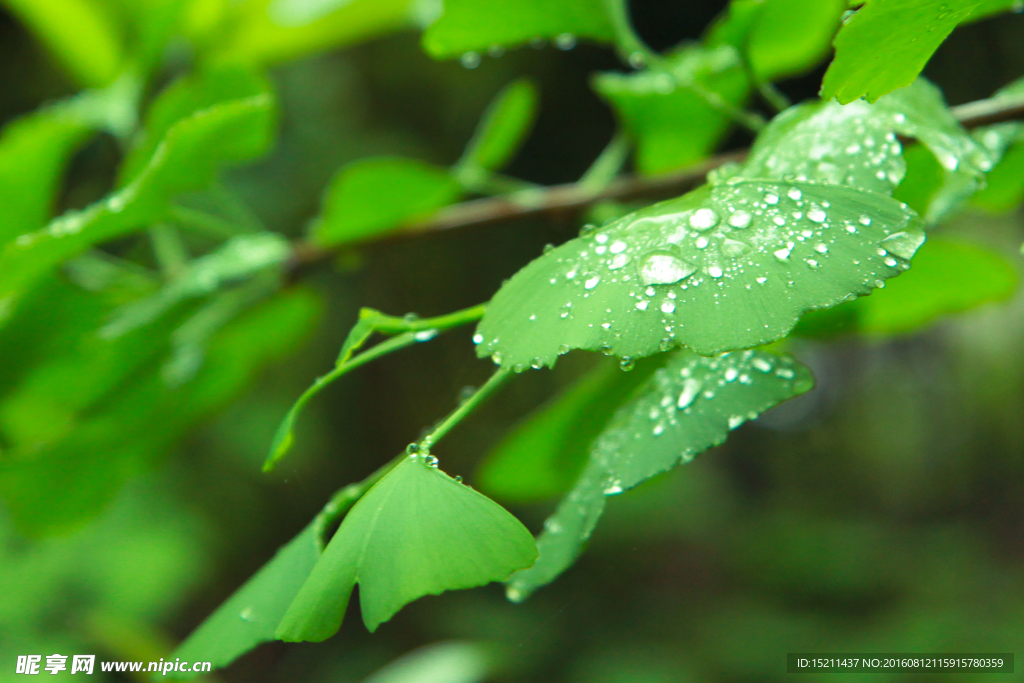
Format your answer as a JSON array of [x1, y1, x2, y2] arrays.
[[277, 455, 537, 639], [2, 0, 124, 87], [458, 78, 539, 177], [593, 45, 749, 174], [214, 0, 419, 65], [476, 180, 921, 368], [309, 158, 461, 247], [506, 349, 813, 600], [706, 0, 846, 82], [477, 358, 661, 502], [0, 94, 275, 323], [422, 0, 616, 59], [794, 237, 1018, 337], [821, 0, 979, 103]]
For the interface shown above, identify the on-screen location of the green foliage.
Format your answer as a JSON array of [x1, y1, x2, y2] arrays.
[[0, 92, 275, 322], [594, 45, 749, 174], [507, 349, 813, 600], [707, 0, 846, 82], [361, 642, 491, 683], [456, 78, 539, 182], [277, 454, 537, 639], [794, 236, 1019, 337], [477, 357, 661, 502], [821, 0, 979, 103], [310, 158, 460, 246], [422, 0, 616, 58]]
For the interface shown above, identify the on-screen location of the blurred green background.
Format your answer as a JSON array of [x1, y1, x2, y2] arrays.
[[1, 1, 1023, 681]]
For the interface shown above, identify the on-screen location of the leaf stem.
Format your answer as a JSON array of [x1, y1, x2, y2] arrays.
[[579, 131, 631, 193], [601, 0, 661, 69], [419, 366, 512, 451]]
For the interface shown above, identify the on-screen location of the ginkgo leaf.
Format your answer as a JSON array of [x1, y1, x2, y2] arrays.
[[276, 455, 537, 640], [506, 349, 813, 600], [820, 0, 979, 104], [475, 180, 922, 368]]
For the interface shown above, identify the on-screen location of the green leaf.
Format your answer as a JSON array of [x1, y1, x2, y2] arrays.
[[821, 0, 979, 103], [966, 0, 1024, 20], [458, 78, 539, 177], [506, 349, 813, 600], [476, 181, 922, 367], [0, 93, 276, 323], [120, 62, 271, 185], [0, 288, 320, 536], [593, 45, 750, 174], [214, 0, 419, 65], [2, 0, 124, 87], [970, 78, 1024, 213], [422, 0, 616, 58], [477, 357, 661, 502], [707, 0, 846, 82], [310, 158, 461, 247], [100, 232, 290, 338], [794, 237, 1019, 337], [276, 455, 537, 639], [0, 107, 94, 245]]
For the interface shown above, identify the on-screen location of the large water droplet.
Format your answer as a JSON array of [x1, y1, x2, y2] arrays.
[[638, 252, 696, 285], [689, 208, 719, 231], [728, 210, 752, 229], [677, 378, 702, 409], [721, 238, 750, 257], [880, 230, 925, 260], [584, 273, 601, 290]]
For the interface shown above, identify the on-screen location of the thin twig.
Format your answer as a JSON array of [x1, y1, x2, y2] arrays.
[[287, 93, 1024, 276]]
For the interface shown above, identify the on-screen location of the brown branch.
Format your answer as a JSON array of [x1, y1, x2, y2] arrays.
[[287, 93, 1024, 275]]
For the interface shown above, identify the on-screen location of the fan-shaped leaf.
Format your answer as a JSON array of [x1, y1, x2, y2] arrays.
[[476, 180, 921, 368], [506, 349, 813, 600], [277, 455, 537, 640]]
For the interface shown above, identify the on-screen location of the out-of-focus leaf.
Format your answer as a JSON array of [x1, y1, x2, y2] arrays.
[[2, 0, 124, 87], [361, 642, 491, 683], [0, 108, 93, 245], [120, 63, 271, 184], [0, 94, 276, 323], [214, 0, 419, 65], [970, 77, 1024, 213], [170, 522, 321, 677], [309, 158, 461, 247], [506, 349, 813, 600], [794, 237, 1018, 337], [966, 0, 1024, 20], [477, 357, 661, 502], [0, 288, 321, 536], [593, 45, 749, 174], [100, 232, 290, 338], [458, 78, 539, 178], [277, 455, 537, 639], [821, 0, 979, 104], [422, 0, 616, 59], [707, 0, 846, 82]]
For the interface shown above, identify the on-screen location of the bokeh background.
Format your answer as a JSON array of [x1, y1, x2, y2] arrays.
[[2, 1, 1024, 681]]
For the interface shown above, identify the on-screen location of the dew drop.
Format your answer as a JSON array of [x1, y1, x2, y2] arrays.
[[728, 415, 744, 429], [689, 208, 720, 230], [639, 252, 696, 285], [240, 608, 254, 622], [764, 193, 780, 205], [773, 245, 792, 261], [555, 32, 577, 50], [814, 243, 828, 254], [677, 378, 702, 409], [807, 208, 827, 223], [609, 240, 628, 254], [728, 210, 752, 229], [460, 52, 481, 68], [879, 230, 925, 260], [604, 480, 624, 494], [707, 265, 724, 278], [661, 300, 676, 313], [584, 274, 601, 289], [635, 300, 649, 310], [858, 214, 872, 226], [721, 238, 750, 257], [695, 236, 709, 249], [787, 187, 802, 201], [472, 333, 484, 344]]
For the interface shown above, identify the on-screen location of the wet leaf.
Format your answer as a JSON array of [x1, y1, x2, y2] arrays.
[[821, 0, 979, 104], [422, 0, 616, 59], [506, 349, 813, 600], [310, 158, 461, 246], [593, 45, 750, 174], [794, 237, 1018, 337], [476, 180, 922, 367], [276, 455, 537, 639]]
